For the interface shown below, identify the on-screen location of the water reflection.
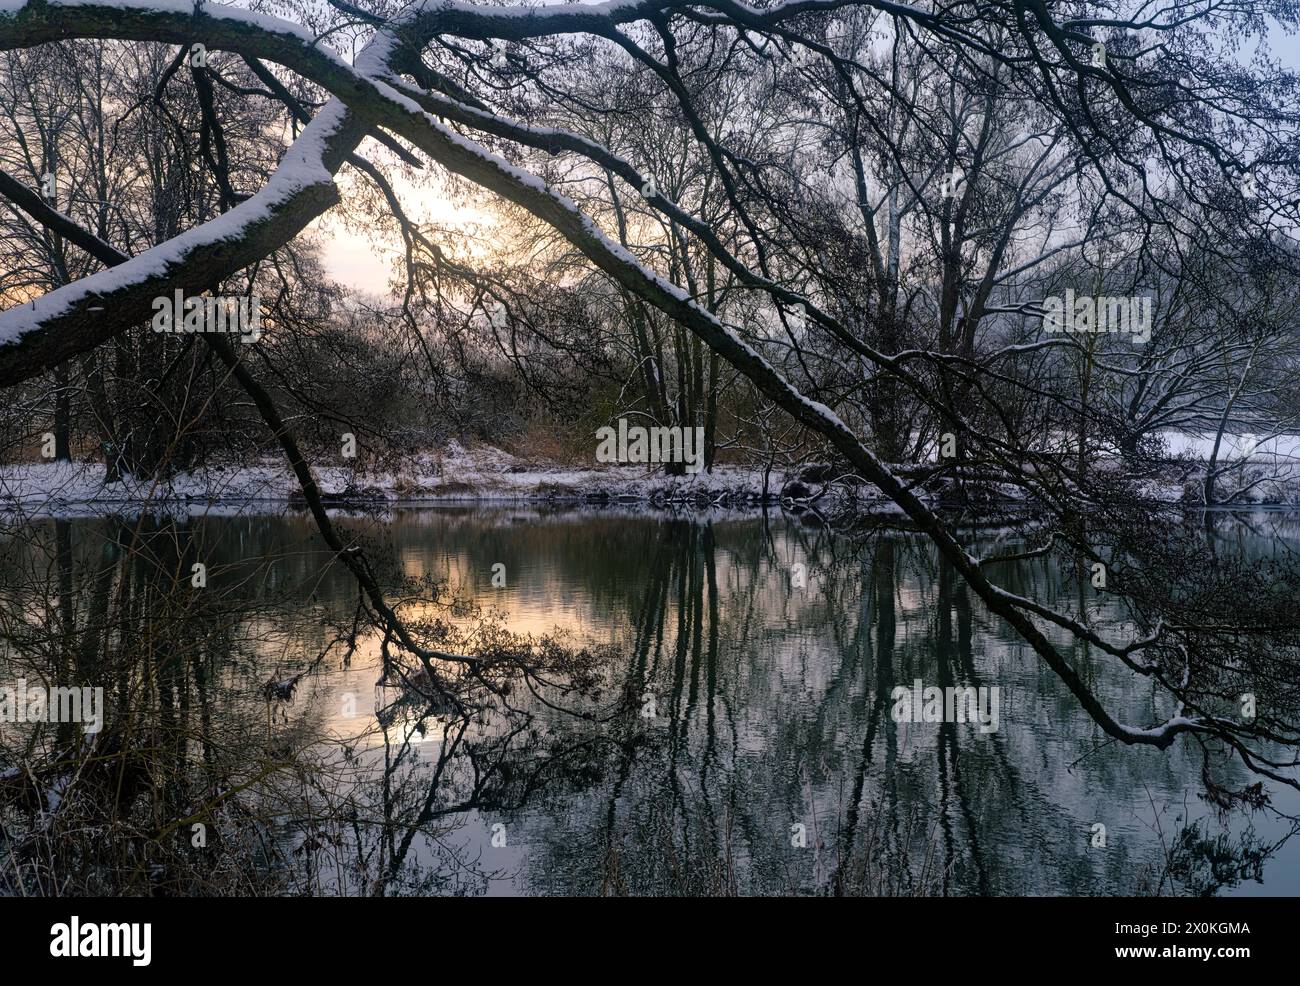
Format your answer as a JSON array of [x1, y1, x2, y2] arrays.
[[0, 507, 1295, 895]]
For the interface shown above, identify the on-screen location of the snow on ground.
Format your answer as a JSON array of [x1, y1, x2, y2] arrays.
[[1164, 431, 1300, 462], [1, 435, 1296, 519], [0, 441, 782, 517]]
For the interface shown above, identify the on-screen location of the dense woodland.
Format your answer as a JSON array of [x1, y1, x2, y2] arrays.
[[0, 0, 1299, 896]]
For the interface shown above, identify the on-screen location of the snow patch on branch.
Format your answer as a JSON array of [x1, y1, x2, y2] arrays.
[[0, 101, 345, 347], [2, 0, 319, 46]]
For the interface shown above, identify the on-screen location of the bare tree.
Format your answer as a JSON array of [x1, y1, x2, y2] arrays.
[[1, 0, 1298, 809]]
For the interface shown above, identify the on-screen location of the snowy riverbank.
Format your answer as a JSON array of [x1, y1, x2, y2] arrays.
[[0, 443, 782, 517], [1, 437, 1297, 519]]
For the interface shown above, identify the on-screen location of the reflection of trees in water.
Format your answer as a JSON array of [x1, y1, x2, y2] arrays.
[[1, 515, 268, 892], [513, 516, 1292, 896], [0, 511, 1293, 895], [0, 514, 615, 896]]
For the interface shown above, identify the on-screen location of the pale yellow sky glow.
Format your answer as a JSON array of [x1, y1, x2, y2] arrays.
[[315, 162, 501, 296]]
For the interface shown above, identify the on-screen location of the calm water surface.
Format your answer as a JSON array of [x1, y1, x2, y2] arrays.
[[3, 506, 1297, 895]]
